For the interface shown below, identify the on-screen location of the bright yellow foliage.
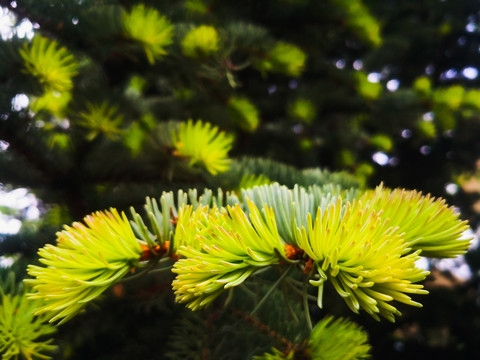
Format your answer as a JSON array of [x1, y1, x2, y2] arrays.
[[172, 120, 234, 175]]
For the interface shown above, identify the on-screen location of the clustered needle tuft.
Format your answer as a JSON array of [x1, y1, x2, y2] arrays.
[[25, 183, 471, 325]]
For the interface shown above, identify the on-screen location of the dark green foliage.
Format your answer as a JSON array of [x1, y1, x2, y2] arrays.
[[214, 157, 360, 191]]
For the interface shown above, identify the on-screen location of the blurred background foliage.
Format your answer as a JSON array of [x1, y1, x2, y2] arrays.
[[1, 0, 480, 358]]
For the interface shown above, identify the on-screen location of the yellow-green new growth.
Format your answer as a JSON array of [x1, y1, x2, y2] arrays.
[[19, 35, 78, 92], [172, 200, 287, 310], [360, 185, 471, 258], [332, 0, 382, 47], [237, 173, 271, 193], [172, 205, 213, 254], [172, 120, 234, 175], [295, 198, 429, 322], [269, 42, 306, 77], [254, 316, 370, 359], [253, 348, 294, 360], [0, 289, 57, 360], [78, 102, 123, 141], [122, 4, 173, 64], [30, 90, 71, 117], [256, 42, 307, 77], [228, 97, 260, 132], [354, 72, 382, 100], [26, 209, 142, 324], [309, 316, 371, 360], [288, 98, 316, 124], [181, 25, 219, 59]]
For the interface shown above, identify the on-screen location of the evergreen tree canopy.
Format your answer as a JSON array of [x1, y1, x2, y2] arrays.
[[1, 0, 480, 359]]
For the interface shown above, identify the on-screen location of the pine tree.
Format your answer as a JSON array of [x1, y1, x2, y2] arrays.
[[1, 0, 479, 359]]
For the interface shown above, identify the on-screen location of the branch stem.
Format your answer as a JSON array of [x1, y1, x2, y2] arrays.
[[251, 266, 291, 316]]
